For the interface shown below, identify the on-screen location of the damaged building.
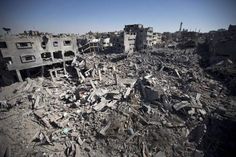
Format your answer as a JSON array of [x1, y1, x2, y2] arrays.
[[152, 32, 162, 46], [124, 24, 155, 53], [208, 24, 236, 63], [0, 32, 78, 83]]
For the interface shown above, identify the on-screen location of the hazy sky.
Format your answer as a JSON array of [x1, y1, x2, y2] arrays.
[[0, 0, 236, 34]]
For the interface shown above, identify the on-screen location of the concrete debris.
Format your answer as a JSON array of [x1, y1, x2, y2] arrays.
[[154, 151, 166, 157], [93, 97, 108, 111], [89, 79, 96, 90], [0, 100, 10, 110], [33, 95, 40, 109], [65, 143, 81, 157], [99, 121, 111, 136], [173, 101, 191, 111], [32, 130, 53, 145], [174, 69, 181, 78], [0, 40, 236, 157]]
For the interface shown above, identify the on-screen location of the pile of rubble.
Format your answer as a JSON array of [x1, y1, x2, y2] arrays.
[[0, 48, 236, 157]]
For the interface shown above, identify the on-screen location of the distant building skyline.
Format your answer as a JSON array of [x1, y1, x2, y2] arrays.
[[1, 0, 236, 35]]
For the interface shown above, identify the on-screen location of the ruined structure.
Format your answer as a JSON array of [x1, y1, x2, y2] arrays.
[[208, 25, 236, 63], [0, 33, 78, 82], [78, 41, 101, 54], [0, 24, 236, 157], [124, 24, 154, 53], [108, 31, 124, 53], [152, 32, 162, 46]]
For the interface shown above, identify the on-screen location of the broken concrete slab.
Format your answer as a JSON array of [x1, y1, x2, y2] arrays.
[[99, 121, 111, 136], [173, 101, 191, 111], [93, 97, 108, 111]]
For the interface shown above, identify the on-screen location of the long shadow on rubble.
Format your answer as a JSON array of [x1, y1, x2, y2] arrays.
[[200, 114, 236, 157], [196, 43, 236, 157], [196, 43, 236, 95]]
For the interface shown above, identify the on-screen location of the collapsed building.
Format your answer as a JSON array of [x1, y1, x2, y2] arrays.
[[0, 46, 235, 157], [162, 31, 198, 49], [0, 29, 126, 84], [1, 24, 235, 85], [78, 41, 101, 54], [106, 31, 124, 53], [0, 23, 236, 157], [78, 31, 123, 54], [152, 32, 162, 46], [124, 24, 161, 53], [208, 25, 236, 63]]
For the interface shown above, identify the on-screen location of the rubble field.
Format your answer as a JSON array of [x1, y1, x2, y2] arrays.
[[0, 48, 236, 157]]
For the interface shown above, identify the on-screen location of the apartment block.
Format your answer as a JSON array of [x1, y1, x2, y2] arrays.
[[0, 33, 78, 82], [152, 32, 162, 45], [124, 24, 155, 53]]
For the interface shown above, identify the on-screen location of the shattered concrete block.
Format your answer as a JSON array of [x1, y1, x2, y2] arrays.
[[33, 95, 40, 109], [173, 101, 191, 111], [188, 108, 195, 115], [175, 69, 181, 78], [195, 93, 203, 107], [90, 79, 96, 90], [14, 81, 27, 93], [99, 121, 111, 136], [106, 100, 117, 109], [85, 68, 93, 77], [113, 73, 118, 85], [23, 78, 33, 91], [98, 69, 102, 81], [79, 72, 86, 82], [34, 110, 51, 128], [87, 88, 109, 103], [113, 94, 122, 100], [77, 136, 84, 146], [198, 109, 207, 115], [49, 71, 56, 82], [93, 97, 108, 111], [144, 74, 153, 80], [45, 88, 53, 96], [32, 131, 53, 145], [120, 78, 137, 86], [74, 144, 81, 157], [124, 87, 132, 99]]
